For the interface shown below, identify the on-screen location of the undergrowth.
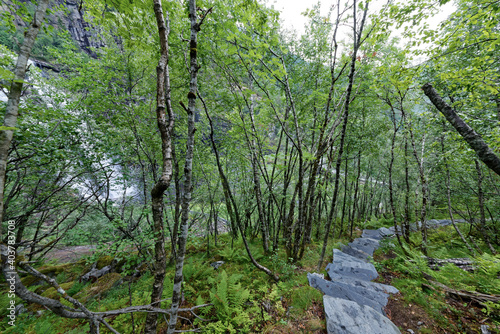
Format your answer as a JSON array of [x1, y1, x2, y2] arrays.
[[0, 233, 347, 333], [376, 224, 500, 330]]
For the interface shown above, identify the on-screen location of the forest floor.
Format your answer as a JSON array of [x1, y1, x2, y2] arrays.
[[2, 222, 499, 333], [45, 244, 98, 262]]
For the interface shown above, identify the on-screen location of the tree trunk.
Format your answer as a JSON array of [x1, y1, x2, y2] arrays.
[[318, 0, 368, 270], [167, 1, 204, 332], [350, 151, 361, 238], [144, 1, 175, 332], [199, 94, 278, 282], [474, 160, 496, 254], [422, 83, 500, 176], [0, 0, 50, 239]]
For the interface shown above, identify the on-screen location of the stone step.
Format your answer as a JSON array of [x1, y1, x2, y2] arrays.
[[341, 244, 370, 261], [327, 270, 399, 295], [349, 237, 380, 256], [333, 248, 369, 265], [308, 273, 386, 314], [323, 295, 400, 334], [326, 260, 379, 282]]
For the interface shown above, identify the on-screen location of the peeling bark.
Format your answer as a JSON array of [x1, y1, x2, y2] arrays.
[[144, 1, 175, 332]]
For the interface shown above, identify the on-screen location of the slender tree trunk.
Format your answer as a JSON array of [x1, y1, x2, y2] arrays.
[[169, 130, 181, 264], [350, 151, 361, 238], [339, 154, 349, 237], [403, 136, 411, 242], [167, 2, 205, 332], [0, 0, 50, 238], [199, 94, 278, 281], [318, 0, 368, 270], [403, 110, 428, 254], [443, 155, 476, 254], [388, 106, 404, 248], [144, 1, 175, 332], [474, 160, 496, 254]]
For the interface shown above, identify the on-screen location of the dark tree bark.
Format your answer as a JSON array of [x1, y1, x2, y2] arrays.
[[422, 83, 500, 176], [474, 160, 496, 254]]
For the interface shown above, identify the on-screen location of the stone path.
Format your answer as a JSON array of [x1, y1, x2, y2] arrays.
[[308, 226, 400, 333], [309, 220, 462, 333]]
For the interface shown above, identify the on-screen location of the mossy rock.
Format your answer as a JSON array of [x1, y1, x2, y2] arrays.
[[21, 275, 45, 287], [40, 282, 74, 300], [77, 273, 122, 302], [96, 255, 114, 270]]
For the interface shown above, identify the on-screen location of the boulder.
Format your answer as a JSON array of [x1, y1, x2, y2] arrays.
[[323, 295, 400, 334], [80, 265, 112, 283]]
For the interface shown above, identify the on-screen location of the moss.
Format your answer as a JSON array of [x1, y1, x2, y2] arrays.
[[21, 275, 44, 287], [290, 286, 323, 315], [96, 255, 113, 270], [77, 273, 122, 302], [40, 282, 74, 300]]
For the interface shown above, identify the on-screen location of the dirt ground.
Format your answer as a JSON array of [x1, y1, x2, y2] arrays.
[[44, 244, 98, 263]]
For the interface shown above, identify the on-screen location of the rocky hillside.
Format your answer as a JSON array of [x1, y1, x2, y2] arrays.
[[4, 0, 103, 57]]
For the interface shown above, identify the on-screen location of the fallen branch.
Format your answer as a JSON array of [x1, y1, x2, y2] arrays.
[[1, 245, 212, 334], [426, 257, 476, 272], [422, 274, 500, 307]]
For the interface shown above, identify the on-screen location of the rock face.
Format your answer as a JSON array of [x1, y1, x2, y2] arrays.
[[12, 0, 104, 57], [55, 0, 104, 57]]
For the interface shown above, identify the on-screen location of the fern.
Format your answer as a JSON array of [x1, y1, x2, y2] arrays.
[[209, 270, 252, 330]]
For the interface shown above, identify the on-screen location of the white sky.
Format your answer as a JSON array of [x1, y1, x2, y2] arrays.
[[262, 0, 456, 39]]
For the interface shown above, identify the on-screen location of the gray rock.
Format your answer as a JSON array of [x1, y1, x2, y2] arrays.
[[210, 261, 225, 269], [15, 304, 26, 315], [379, 227, 395, 238], [361, 229, 383, 240], [341, 244, 370, 261], [326, 259, 378, 282], [407, 330, 415, 334], [308, 274, 385, 314], [481, 325, 491, 334], [323, 295, 400, 334], [417, 321, 423, 326], [328, 270, 399, 295], [349, 238, 380, 256], [333, 248, 368, 265], [81, 265, 111, 282], [438, 219, 452, 226]]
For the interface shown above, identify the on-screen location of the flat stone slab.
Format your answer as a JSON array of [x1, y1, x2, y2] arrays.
[[308, 273, 385, 313], [341, 244, 370, 261], [323, 295, 400, 334], [328, 270, 399, 295], [349, 237, 380, 256], [333, 248, 368, 265], [326, 260, 378, 281]]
